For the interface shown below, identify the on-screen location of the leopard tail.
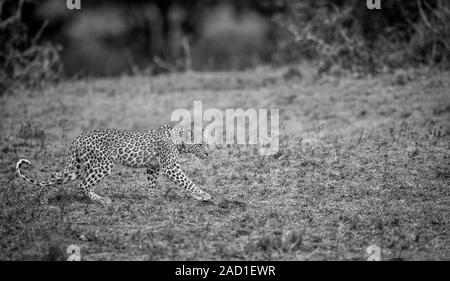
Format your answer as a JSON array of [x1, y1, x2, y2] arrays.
[[16, 159, 77, 187]]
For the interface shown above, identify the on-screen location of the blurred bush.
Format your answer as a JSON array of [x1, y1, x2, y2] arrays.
[[35, 1, 273, 74], [0, 0, 61, 94], [191, 4, 270, 70], [2, 0, 449, 86], [270, 0, 450, 74]]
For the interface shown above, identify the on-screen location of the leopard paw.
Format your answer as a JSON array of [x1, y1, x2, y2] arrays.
[[192, 190, 211, 201]]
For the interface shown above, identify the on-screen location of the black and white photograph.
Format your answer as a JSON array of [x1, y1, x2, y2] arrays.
[[0, 0, 449, 265]]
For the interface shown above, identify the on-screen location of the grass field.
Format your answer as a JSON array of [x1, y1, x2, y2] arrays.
[[0, 66, 449, 260]]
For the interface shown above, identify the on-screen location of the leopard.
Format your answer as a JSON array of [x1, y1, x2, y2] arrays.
[[16, 124, 212, 205]]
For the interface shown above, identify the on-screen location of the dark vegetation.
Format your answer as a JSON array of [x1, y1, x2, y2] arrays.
[[0, 0, 61, 94], [272, 0, 450, 73], [1, 0, 450, 92]]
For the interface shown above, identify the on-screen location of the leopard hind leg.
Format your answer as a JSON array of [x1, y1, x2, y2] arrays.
[[146, 164, 160, 197], [78, 155, 114, 205]]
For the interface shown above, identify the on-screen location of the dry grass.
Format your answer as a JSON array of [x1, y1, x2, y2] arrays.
[[0, 66, 449, 260]]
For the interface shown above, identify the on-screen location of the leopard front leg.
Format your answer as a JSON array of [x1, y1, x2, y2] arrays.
[[146, 164, 160, 196], [161, 163, 211, 201]]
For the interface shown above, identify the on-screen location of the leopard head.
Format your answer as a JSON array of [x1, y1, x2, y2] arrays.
[[171, 127, 210, 159]]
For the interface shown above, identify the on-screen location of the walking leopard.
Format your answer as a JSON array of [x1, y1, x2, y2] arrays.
[[16, 124, 211, 205]]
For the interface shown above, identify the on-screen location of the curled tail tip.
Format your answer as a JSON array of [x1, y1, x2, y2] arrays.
[[16, 159, 31, 170]]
